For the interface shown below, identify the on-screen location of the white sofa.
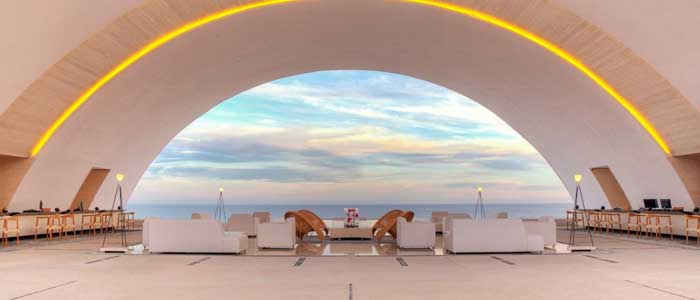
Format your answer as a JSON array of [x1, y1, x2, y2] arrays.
[[256, 218, 296, 249], [147, 219, 248, 254], [397, 217, 435, 249], [225, 214, 259, 236], [142, 217, 159, 249], [444, 218, 544, 253], [523, 217, 557, 248], [441, 213, 472, 235]]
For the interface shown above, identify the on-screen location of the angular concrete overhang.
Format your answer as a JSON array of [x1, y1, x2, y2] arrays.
[[1, 0, 700, 210]]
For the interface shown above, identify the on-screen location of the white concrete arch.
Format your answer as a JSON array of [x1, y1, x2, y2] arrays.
[[5, 0, 693, 211]]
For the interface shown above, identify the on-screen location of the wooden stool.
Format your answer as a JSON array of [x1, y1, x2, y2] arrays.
[[2, 217, 20, 245], [566, 210, 585, 230], [61, 214, 77, 237], [627, 213, 646, 237], [646, 214, 673, 240], [33, 216, 51, 240], [602, 212, 622, 233], [80, 214, 97, 235], [685, 215, 700, 245], [586, 211, 603, 232], [46, 215, 63, 239]]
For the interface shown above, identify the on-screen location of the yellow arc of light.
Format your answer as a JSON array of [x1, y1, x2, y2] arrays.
[[401, 0, 670, 154], [30, 0, 297, 156], [32, 0, 671, 156]]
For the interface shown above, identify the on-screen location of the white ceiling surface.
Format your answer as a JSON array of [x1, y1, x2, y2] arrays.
[[0, 0, 144, 115], [554, 0, 700, 110], [8, 0, 692, 211]]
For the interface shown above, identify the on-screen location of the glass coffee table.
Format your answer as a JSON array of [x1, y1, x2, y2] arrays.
[[327, 220, 374, 240]]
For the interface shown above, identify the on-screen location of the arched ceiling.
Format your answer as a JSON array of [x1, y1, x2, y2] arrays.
[[554, 0, 700, 111], [0, 0, 143, 115], [1, 0, 699, 211]]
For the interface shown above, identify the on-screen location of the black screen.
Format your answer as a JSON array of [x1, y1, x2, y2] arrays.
[[643, 199, 659, 209], [660, 199, 671, 209]]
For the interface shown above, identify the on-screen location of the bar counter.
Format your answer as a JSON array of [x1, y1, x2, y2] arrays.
[[1, 210, 126, 238], [570, 209, 700, 238]]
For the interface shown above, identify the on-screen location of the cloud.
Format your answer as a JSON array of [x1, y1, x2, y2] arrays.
[[134, 70, 568, 204]]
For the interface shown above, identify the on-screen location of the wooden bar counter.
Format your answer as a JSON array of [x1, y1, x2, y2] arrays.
[[0, 210, 123, 238], [577, 209, 700, 238]]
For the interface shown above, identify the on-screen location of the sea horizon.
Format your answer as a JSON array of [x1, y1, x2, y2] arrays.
[[126, 202, 572, 220]]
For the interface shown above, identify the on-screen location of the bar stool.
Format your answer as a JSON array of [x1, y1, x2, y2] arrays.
[[80, 214, 96, 235], [33, 216, 51, 240], [125, 212, 136, 230], [46, 215, 63, 239], [586, 211, 603, 232], [603, 212, 623, 233], [2, 217, 20, 245], [61, 214, 77, 237], [627, 213, 646, 237], [685, 215, 700, 245], [566, 210, 585, 230], [645, 214, 673, 240]]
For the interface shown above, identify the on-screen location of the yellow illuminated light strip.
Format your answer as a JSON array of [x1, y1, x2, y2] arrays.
[[402, 0, 670, 154], [30, 0, 297, 156], [32, 0, 671, 156]]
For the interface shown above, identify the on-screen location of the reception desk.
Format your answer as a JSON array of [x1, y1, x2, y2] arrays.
[[570, 210, 700, 239], [0, 210, 127, 238]]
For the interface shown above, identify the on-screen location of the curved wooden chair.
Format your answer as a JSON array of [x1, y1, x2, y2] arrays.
[[284, 211, 311, 241], [284, 210, 327, 242], [372, 210, 404, 242], [298, 209, 329, 235]]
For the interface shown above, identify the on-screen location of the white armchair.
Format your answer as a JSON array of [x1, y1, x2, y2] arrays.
[[252, 211, 271, 224], [225, 214, 259, 236], [256, 218, 296, 249], [397, 217, 435, 249]]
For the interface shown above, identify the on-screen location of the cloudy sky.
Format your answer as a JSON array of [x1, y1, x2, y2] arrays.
[[130, 70, 569, 204]]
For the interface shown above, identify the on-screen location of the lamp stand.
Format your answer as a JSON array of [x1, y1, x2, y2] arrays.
[[566, 182, 595, 251], [214, 190, 227, 223], [100, 181, 128, 253], [474, 189, 486, 219]]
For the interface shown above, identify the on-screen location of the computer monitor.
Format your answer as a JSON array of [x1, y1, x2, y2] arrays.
[[660, 199, 672, 209], [643, 199, 659, 209]]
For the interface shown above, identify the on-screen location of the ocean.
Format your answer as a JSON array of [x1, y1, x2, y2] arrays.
[[126, 203, 571, 220]]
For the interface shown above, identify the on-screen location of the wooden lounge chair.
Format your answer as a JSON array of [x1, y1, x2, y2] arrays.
[[372, 210, 404, 242], [284, 210, 327, 242]]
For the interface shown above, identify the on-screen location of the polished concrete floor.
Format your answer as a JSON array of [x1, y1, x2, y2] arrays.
[[2, 229, 700, 299]]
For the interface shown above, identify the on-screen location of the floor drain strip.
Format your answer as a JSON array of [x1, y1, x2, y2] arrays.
[[584, 255, 619, 264], [348, 283, 353, 300], [85, 255, 120, 264], [396, 257, 408, 267], [11, 280, 77, 300], [490, 256, 515, 265], [187, 257, 210, 266], [294, 257, 306, 267], [625, 280, 695, 300]]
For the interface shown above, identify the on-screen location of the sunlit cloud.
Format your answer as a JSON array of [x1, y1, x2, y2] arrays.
[[132, 71, 568, 204]]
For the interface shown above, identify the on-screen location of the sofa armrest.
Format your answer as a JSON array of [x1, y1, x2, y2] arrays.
[[222, 232, 248, 253], [526, 234, 544, 252]]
